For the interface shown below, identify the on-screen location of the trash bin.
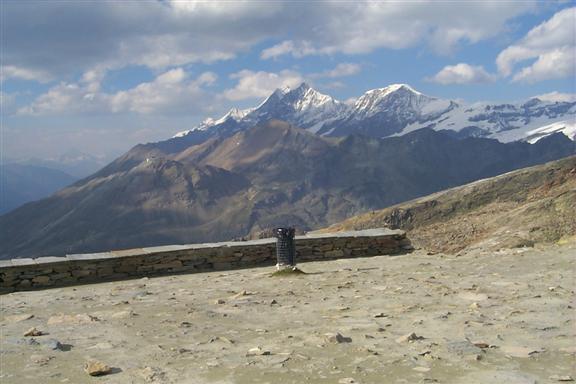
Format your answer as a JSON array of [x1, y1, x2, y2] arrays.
[[275, 227, 296, 269]]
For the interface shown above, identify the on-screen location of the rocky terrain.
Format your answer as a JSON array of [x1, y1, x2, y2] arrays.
[[320, 156, 576, 254], [1, 120, 573, 259], [1, 243, 574, 383]]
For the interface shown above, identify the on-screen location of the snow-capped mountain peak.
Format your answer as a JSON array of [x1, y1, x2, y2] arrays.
[[172, 82, 575, 144], [173, 107, 253, 138], [348, 83, 448, 123]]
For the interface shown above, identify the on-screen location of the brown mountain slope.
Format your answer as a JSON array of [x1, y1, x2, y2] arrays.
[[319, 156, 576, 253], [1, 119, 573, 259]]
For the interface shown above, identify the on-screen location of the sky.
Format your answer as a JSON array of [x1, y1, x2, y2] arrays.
[[1, 0, 575, 162]]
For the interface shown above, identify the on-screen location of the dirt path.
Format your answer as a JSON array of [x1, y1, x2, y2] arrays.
[[1, 244, 574, 383]]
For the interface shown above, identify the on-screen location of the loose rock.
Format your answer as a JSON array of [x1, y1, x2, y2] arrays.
[[24, 327, 44, 337], [84, 360, 112, 376], [325, 333, 352, 344], [247, 346, 271, 356], [395, 332, 424, 343]]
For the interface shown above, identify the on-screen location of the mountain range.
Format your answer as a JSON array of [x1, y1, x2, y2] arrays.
[[172, 83, 575, 146], [1, 116, 574, 258]]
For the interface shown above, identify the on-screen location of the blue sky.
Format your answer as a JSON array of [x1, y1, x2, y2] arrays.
[[1, 1, 575, 160]]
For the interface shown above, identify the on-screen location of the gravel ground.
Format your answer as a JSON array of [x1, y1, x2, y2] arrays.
[[1, 244, 575, 384]]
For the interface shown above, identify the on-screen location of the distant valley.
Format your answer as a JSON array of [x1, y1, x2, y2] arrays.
[[0, 163, 77, 215]]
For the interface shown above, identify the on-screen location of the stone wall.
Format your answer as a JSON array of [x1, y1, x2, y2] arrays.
[[0, 229, 410, 292]]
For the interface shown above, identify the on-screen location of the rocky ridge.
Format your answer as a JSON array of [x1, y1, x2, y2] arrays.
[[320, 155, 576, 253]]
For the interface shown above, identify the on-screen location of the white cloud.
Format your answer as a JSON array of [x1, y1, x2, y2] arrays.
[[260, 2, 535, 59], [313, 63, 361, 78], [512, 46, 575, 83], [223, 70, 304, 101], [1, 65, 52, 83], [496, 7, 575, 82], [3, 1, 536, 81], [18, 68, 218, 115], [261, 41, 318, 59], [3, 1, 276, 79], [428, 63, 496, 85]]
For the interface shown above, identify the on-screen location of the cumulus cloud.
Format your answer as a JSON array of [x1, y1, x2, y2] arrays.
[[18, 68, 218, 115], [3, 1, 536, 81], [223, 70, 304, 101], [260, 2, 535, 59], [428, 63, 496, 85], [496, 7, 575, 83], [2, 1, 276, 79]]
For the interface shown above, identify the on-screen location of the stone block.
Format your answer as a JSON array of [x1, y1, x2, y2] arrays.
[[318, 244, 334, 252], [152, 260, 183, 270], [51, 272, 72, 280], [71, 269, 93, 277], [17, 279, 32, 287], [31, 276, 51, 284], [324, 249, 345, 258]]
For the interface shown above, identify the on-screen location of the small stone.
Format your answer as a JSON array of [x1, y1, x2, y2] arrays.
[[247, 346, 271, 356], [373, 313, 387, 318], [270, 299, 278, 305], [473, 342, 490, 349], [325, 332, 352, 344], [549, 375, 574, 382], [42, 338, 64, 351], [84, 360, 112, 376], [469, 302, 481, 309], [214, 299, 226, 304], [395, 332, 424, 343], [24, 327, 44, 337], [465, 353, 483, 361], [338, 378, 356, 384]]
